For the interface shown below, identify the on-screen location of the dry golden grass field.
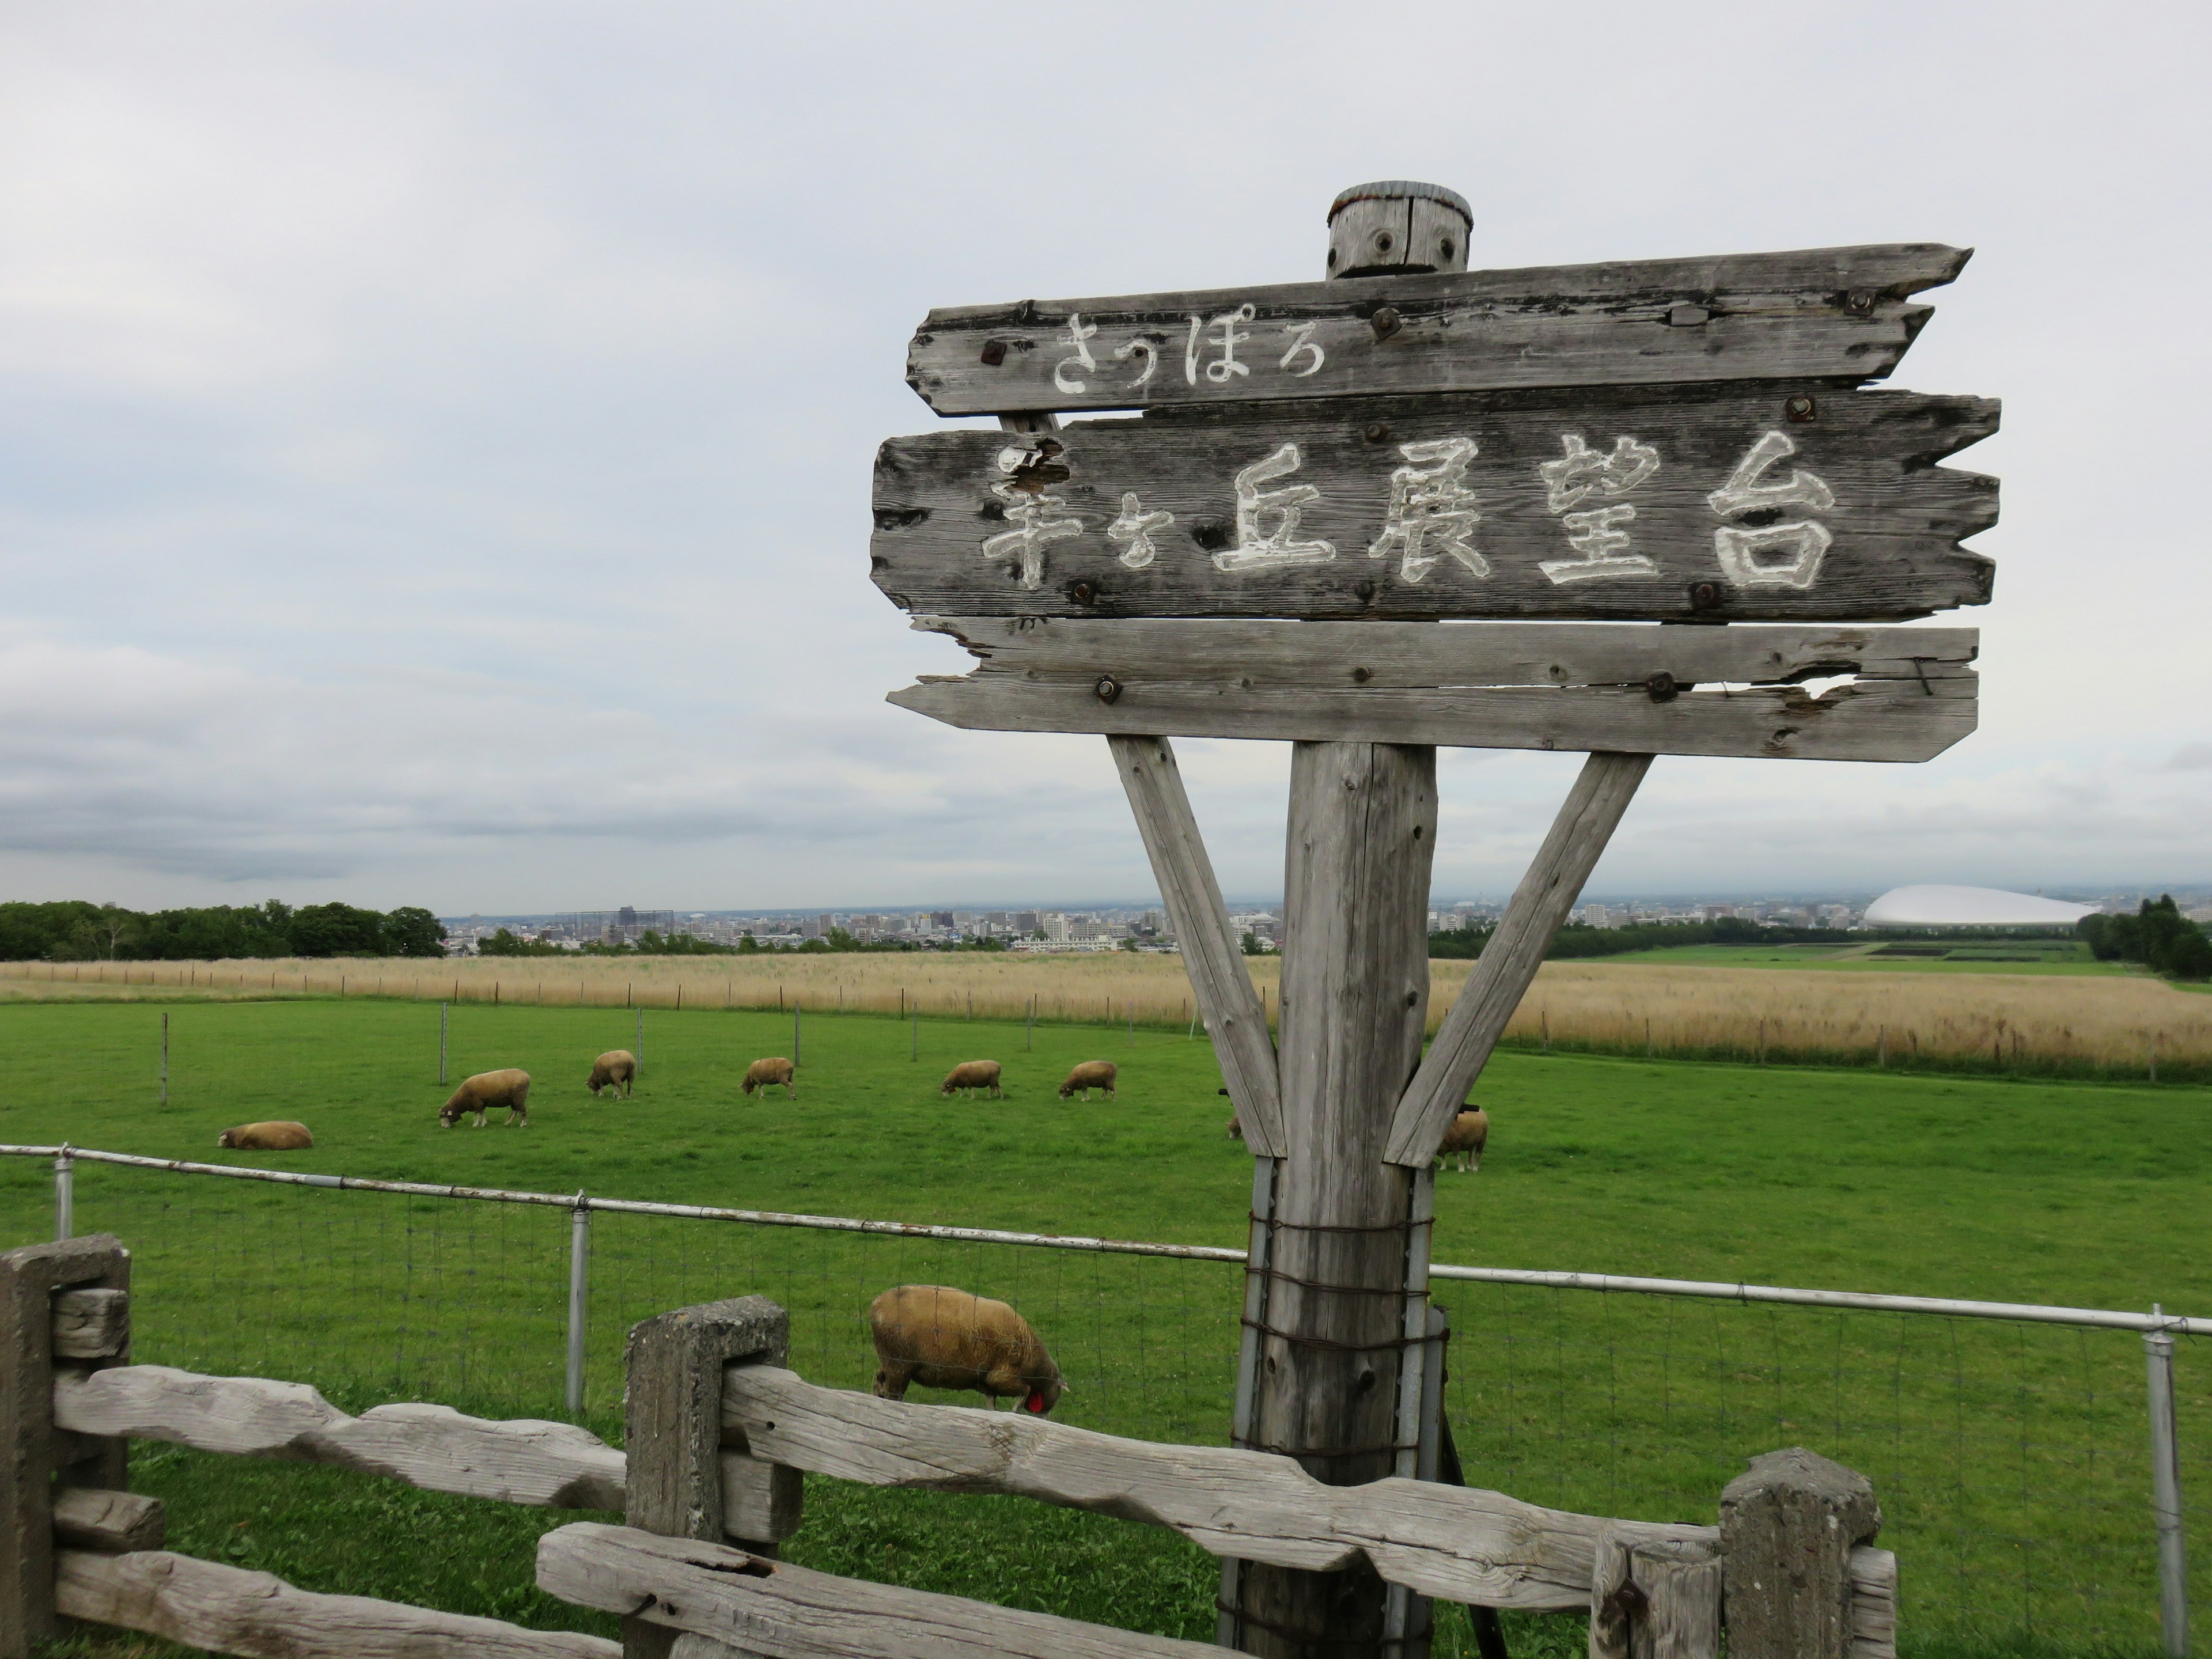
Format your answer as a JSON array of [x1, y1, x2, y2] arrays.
[[4, 949, 2206, 1076]]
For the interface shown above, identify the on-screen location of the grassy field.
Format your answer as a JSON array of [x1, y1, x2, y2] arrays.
[[2, 995, 2208, 1657]]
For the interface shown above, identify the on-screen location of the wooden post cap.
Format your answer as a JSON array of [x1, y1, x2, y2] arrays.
[[1327, 180, 1472, 279]]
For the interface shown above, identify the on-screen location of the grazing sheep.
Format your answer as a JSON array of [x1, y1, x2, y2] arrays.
[[868, 1285, 1063, 1414], [439, 1069, 532, 1129], [1435, 1107, 1488, 1174], [217, 1121, 313, 1152], [587, 1050, 637, 1098], [1226, 1112, 1244, 1141], [940, 1060, 1002, 1099], [1058, 1060, 1117, 1100], [741, 1057, 796, 1097]]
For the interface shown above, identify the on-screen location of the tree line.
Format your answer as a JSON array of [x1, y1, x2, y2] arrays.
[[2079, 896, 2212, 979], [0, 900, 446, 962]]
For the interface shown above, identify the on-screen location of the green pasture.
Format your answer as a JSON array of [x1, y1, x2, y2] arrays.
[[2, 997, 2207, 1658]]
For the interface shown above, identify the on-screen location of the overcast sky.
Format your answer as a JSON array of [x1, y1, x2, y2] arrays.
[[3, 3, 2206, 914]]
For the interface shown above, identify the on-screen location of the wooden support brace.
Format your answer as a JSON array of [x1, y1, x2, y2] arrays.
[[1, 1234, 130, 1659], [1387, 752, 1651, 1168], [1107, 734, 1285, 1155], [624, 1296, 793, 1659]]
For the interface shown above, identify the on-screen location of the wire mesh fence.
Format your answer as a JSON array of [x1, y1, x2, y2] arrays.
[[1, 1147, 2202, 1652]]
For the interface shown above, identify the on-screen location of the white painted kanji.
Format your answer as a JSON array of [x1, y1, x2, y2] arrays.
[[1185, 304, 1256, 385], [1106, 492, 1174, 569], [1366, 436, 1486, 583], [1540, 433, 1660, 512], [1709, 430, 1836, 588], [1538, 433, 1661, 585], [979, 447, 1081, 590], [1051, 314, 1100, 395], [1214, 442, 1336, 572]]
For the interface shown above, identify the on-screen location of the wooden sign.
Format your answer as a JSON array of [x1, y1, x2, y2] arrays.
[[894, 618, 1977, 763], [872, 386, 1997, 624], [906, 244, 1966, 418]]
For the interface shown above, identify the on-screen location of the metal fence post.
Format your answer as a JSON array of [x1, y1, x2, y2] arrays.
[[566, 1194, 590, 1417], [2148, 1307, 2190, 1658], [52, 1150, 71, 1243]]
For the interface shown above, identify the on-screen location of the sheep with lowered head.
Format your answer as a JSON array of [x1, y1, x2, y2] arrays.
[[868, 1284, 1063, 1414], [587, 1050, 636, 1097], [741, 1057, 796, 1097], [439, 1069, 532, 1128], [1058, 1061, 1117, 1100], [1435, 1107, 1488, 1174], [218, 1121, 313, 1152], [940, 1060, 1002, 1099]]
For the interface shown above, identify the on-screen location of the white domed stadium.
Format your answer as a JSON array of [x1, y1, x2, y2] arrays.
[[1862, 885, 2095, 928]]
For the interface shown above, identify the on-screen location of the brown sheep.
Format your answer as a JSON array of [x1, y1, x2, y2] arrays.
[[741, 1057, 796, 1097], [1058, 1060, 1117, 1100], [587, 1050, 636, 1098], [1226, 1112, 1244, 1141], [868, 1285, 1063, 1414], [439, 1069, 532, 1128], [1435, 1107, 1488, 1174], [940, 1060, 1002, 1099], [217, 1121, 313, 1152]]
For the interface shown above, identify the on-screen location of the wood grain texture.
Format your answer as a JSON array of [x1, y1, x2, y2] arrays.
[[2, 1234, 130, 1659], [1388, 755, 1652, 1168], [539, 1522, 1223, 1659], [721, 1365, 1704, 1611], [59, 1548, 620, 1658], [873, 387, 1995, 625], [906, 245, 1967, 416], [1849, 1548, 1899, 1659], [1629, 1539, 1722, 1659], [52, 1365, 626, 1512], [718, 1451, 804, 1546], [1105, 735, 1283, 1155], [893, 672, 1973, 763], [51, 1290, 129, 1361], [52, 1487, 164, 1554]]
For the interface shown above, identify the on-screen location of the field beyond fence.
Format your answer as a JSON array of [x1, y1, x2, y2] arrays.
[[3, 951, 2207, 1082]]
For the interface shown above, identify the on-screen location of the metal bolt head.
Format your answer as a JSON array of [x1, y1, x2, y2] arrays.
[[1351, 666, 1372, 684], [1846, 288, 1877, 314], [1370, 306, 1402, 342], [1784, 394, 1817, 423], [1093, 676, 1121, 704], [1645, 672, 1680, 703], [1070, 581, 1096, 605], [980, 340, 1007, 366], [1363, 423, 1391, 444], [1353, 579, 1377, 603], [1688, 581, 1722, 611]]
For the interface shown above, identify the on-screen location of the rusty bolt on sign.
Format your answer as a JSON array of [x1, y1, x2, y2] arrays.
[[1784, 394, 1817, 422], [1370, 306, 1402, 341], [1093, 676, 1122, 704]]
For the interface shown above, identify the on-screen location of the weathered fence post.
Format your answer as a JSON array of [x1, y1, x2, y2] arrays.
[[1, 1234, 132, 1659], [566, 1195, 590, 1417], [52, 1149, 71, 1243], [1719, 1447, 1881, 1659], [2146, 1310, 2190, 1658], [622, 1296, 800, 1659]]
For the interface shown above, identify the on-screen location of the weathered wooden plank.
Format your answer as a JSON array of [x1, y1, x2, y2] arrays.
[[725, 1364, 1692, 1610], [906, 245, 1968, 416], [1388, 754, 1652, 1168], [894, 671, 1974, 763], [52, 1365, 626, 1512], [52, 1290, 130, 1361], [1105, 736, 1284, 1156], [2, 1234, 130, 1659], [872, 387, 1996, 623], [539, 1521, 1229, 1659], [718, 1450, 804, 1546], [1590, 1533, 1721, 1659], [58, 1548, 620, 1658], [916, 617, 1978, 690], [52, 1486, 164, 1553], [1849, 1547, 1898, 1659]]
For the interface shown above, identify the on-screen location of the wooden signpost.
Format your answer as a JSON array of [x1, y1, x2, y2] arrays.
[[868, 180, 1997, 1659]]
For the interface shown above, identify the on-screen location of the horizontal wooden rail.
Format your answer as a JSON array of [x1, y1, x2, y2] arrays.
[[59, 1548, 618, 1657], [55, 1365, 625, 1512], [539, 1522, 1218, 1659]]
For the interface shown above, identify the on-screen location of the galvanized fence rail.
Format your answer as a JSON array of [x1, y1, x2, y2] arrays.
[[0, 1142, 2198, 1655]]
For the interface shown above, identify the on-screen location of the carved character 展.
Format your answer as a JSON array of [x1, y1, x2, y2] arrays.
[[1052, 314, 1099, 395], [1107, 493, 1174, 569], [1214, 443, 1335, 571], [1366, 437, 1486, 583], [1185, 304, 1256, 385], [1709, 430, 1835, 589], [1538, 434, 1662, 585]]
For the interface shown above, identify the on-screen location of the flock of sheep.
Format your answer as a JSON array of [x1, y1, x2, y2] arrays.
[[208, 1047, 1489, 1418]]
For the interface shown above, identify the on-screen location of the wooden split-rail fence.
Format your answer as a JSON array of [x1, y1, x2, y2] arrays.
[[3, 1236, 1899, 1659]]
